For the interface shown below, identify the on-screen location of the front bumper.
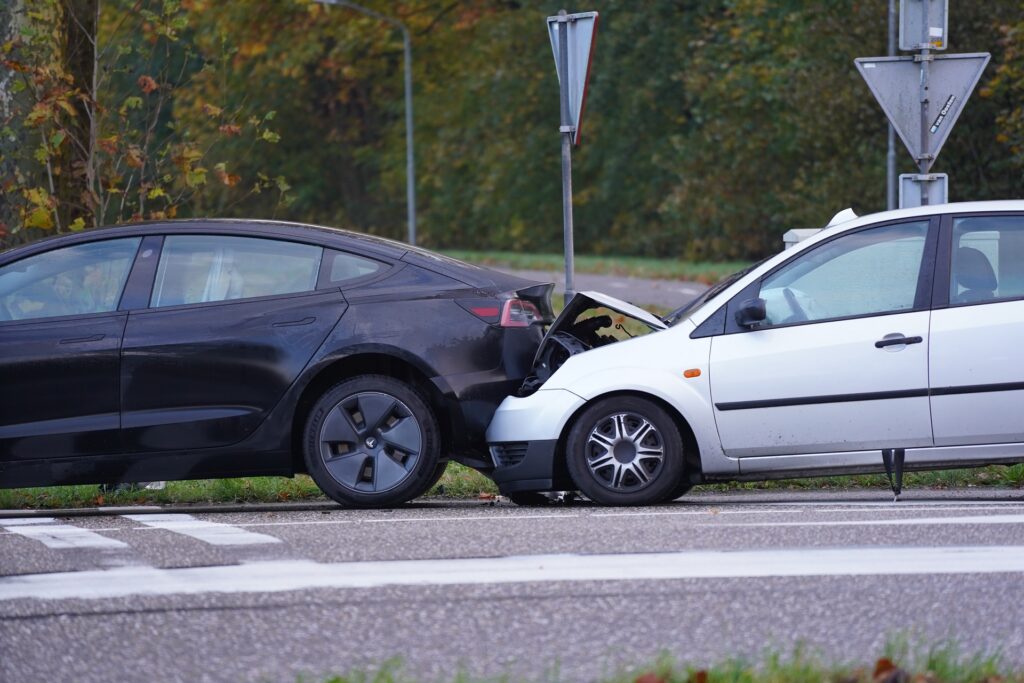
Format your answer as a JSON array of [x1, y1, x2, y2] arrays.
[[485, 388, 586, 493]]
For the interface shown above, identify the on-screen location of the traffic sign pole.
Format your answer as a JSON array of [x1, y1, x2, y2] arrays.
[[557, 11, 576, 303], [918, 0, 932, 204]]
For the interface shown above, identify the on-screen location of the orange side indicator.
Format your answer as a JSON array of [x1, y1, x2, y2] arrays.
[[683, 369, 701, 378]]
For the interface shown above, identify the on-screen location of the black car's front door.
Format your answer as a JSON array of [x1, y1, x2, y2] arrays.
[[0, 238, 141, 467], [120, 234, 347, 453]]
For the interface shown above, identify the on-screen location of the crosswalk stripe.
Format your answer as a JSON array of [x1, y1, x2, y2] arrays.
[[122, 513, 281, 546], [1, 518, 127, 550]]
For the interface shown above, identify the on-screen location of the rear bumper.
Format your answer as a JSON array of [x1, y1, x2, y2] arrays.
[[435, 324, 547, 459]]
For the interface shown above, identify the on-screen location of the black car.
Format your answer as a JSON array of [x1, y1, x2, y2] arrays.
[[0, 220, 552, 507]]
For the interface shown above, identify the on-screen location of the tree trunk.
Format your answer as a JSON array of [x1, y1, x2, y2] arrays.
[[57, 0, 98, 230], [0, 0, 24, 241]]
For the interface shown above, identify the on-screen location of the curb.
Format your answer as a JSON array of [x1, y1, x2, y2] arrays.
[[0, 497, 507, 519], [0, 500, 341, 519]]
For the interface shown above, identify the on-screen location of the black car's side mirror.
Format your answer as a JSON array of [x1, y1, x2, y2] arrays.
[[735, 298, 767, 329]]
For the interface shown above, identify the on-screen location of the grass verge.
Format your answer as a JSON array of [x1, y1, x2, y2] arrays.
[[314, 641, 1020, 682], [0, 463, 499, 510], [443, 249, 749, 285], [0, 463, 1021, 510]]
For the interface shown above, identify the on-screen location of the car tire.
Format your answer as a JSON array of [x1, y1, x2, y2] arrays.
[[303, 375, 441, 508], [565, 396, 684, 506]]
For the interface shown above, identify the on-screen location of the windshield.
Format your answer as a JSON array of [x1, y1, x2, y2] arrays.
[[664, 257, 770, 326]]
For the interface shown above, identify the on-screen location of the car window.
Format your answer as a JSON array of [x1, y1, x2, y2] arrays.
[[950, 215, 1024, 305], [758, 221, 929, 326], [323, 250, 383, 286], [151, 235, 323, 308], [0, 238, 141, 322]]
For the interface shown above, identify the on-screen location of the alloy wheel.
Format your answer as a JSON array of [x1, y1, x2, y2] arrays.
[[585, 412, 665, 492], [318, 391, 423, 493]]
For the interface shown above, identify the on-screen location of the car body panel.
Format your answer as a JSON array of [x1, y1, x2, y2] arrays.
[[121, 289, 349, 452], [929, 300, 1024, 446], [0, 313, 127, 461], [709, 310, 933, 456]]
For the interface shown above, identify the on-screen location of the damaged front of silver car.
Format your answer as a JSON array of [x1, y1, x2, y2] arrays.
[[486, 291, 669, 502]]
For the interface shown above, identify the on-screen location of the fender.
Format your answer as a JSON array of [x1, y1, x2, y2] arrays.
[[542, 331, 737, 476]]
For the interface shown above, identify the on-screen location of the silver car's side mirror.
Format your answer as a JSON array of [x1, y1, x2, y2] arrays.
[[735, 297, 767, 329]]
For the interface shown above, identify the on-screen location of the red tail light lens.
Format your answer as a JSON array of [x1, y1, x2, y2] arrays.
[[500, 298, 542, 328]]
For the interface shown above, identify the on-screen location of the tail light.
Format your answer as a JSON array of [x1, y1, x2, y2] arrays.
[[457, 298, 543, 327], [499, 298, 542, 327]]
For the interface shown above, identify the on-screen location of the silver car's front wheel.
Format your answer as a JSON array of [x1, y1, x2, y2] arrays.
[[585, 412, 666, 493], [566, 396, 684, 506]]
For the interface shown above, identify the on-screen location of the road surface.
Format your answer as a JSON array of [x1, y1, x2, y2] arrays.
[[2, 489, 1023, 682]]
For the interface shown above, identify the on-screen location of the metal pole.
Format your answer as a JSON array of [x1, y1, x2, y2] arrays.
[[314, 0, 416, 245], [887, 0, 897, 210], [401, 27, 416, 245], [557, 10, 575, 303], [918, 0, 931, 205]]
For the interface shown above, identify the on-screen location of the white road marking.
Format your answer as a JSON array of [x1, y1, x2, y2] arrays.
[[122, 514, 280, 546], [5, 505, 1024, 537], [1, 518, 127, 550], [720, 513, 1024, 528], [3, 544, 1024, 601]]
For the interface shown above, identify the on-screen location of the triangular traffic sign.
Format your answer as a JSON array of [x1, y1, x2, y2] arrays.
[[855, 52, 990, 169], [547, 11, 599, 146]]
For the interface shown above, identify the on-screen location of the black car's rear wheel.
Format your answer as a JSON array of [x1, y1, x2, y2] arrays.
[[303, 375, 441, 508], [565, 396, 684, 506]]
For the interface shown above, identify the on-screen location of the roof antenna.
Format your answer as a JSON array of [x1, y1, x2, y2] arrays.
[[881, 448, 906, 502]]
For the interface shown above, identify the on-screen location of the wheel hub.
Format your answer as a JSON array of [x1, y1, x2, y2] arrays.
[[612, 439, 636, 463], [364, 436, 379, 449]]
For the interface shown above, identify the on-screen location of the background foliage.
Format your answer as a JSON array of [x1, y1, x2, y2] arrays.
[[2, 0, 1023, 259]]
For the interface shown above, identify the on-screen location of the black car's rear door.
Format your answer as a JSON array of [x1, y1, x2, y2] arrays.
[[0, 237, 141, 464], [120, 234, 347, 453]]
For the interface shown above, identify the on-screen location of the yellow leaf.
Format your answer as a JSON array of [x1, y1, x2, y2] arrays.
[[147, 187, 167, 200], [68, 217, 86, 232], [24, 207, 54, 230]]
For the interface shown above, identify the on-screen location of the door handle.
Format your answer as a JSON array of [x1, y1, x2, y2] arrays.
[[874, 335, 923, 349], [272, 317, 316, 328], [60, 334, 105, 345]]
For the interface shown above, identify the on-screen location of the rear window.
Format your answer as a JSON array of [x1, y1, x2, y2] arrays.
[[321, 250, 385, 286]]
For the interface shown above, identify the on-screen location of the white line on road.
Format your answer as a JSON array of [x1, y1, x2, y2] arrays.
[[122, 514, 281, 546], [719, 513, 1024, 528], [1, 518, 127, 550], [5, 505, 1024, 538], [3, 544, 1024, 601]]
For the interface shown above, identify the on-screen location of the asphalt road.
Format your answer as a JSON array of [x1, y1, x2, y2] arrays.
[[3, 489, 1024, 682]]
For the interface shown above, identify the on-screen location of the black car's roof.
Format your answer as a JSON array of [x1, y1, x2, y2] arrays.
[[1, 218, 547, 293], [3, 219, 409, 260]]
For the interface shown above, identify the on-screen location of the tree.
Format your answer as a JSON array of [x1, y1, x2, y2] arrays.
[[0, 0, 286, 249]]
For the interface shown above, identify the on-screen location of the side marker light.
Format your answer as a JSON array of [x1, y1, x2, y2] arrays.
[[683, 369, 701, 378]]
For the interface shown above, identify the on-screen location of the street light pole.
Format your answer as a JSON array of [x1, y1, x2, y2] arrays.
[[314, 0, 417, 245]]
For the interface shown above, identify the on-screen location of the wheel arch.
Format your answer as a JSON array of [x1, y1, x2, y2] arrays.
[[290, 350, 453, 472], [555, 389, 704, 484]]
